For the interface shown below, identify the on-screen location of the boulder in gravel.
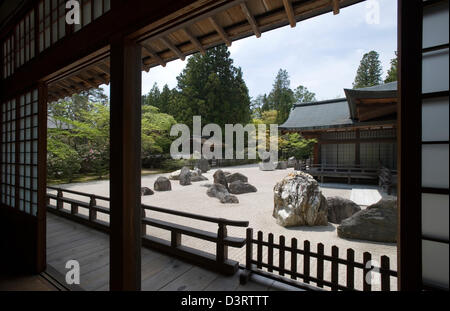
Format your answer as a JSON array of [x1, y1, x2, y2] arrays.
[[197, 158, 210, 173], [179, 166, 192, 186], [154, 177, 172, 191], [141, 187, 154, 196], [337, 198, 398, 243], [207, 183, 239, 204], [213, 170, 229, 191], [226, 172, 248, 183], [229, 180, 257, 194], [327, 196, 361, 224], [273, 171, 328, 227]]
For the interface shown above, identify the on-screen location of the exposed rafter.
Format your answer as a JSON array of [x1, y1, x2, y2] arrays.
[[183, 27, 206, 55], [240, 2, 261, 38], [208, 16, 232, 47], [282, 0, 296, 28], [332, 0, 340, 15], [141, 43, 167, 67], [159, 37, 186, 61]]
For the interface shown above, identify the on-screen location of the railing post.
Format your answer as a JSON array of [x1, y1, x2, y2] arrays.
[[89, 195, 97, 221], [56, 189, 63, 210], [71, 203, 78, 215], [216, 223, 228, 264], [171, 231, 182, 248], [240, 228, 253, 285]]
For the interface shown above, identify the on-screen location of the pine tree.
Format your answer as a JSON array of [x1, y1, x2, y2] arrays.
[[353, 50, 383, 89], [384, 52, 398, 83], [294, 85, 316, 103], [268, 69, 295, 124], [172, 45, 251, 129]]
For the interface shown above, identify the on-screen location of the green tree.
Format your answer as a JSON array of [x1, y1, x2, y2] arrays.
[[353, 51, 383, 89], [268, 69, 295, 125], [385, 52, 398, 83], [141, 105, 177, 157], [294, 85, 316, 103], [279, 133, 317, 161], [142, 83, 161, 107], [172, 45, 251, 129]]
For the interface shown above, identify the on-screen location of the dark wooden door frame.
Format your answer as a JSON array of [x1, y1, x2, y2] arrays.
[[397, 0, 423, 291]]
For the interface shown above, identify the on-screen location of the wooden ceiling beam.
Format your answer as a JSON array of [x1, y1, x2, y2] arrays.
[[141, 43, 167, 67], [208, 16, 232, 47], [183, 27, 206, 55], [332, 0, 340, 15], [240, 2, 261, 38], [160, 37, 186, 61], [282, 0, 296, 28]]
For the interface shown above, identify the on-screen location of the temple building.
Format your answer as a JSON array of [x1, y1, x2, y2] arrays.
[[279, 82, 398, 170]]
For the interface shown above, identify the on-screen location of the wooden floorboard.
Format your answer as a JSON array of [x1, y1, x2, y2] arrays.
[[46, 213, 293, 291]]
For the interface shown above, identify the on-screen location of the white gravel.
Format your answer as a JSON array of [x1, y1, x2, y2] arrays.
[[52, 164, 398, 291]]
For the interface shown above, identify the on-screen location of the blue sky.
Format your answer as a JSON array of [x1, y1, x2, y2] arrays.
[[103, 0, 397, 101]]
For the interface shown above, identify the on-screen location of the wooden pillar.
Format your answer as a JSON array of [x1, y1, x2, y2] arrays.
[[36, 83, 48, 273], [109, 36, 142, 291], [397, 0, 423, 291]]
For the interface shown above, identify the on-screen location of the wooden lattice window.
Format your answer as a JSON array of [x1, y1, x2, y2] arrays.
[[17, 91, 39, 216], [1, 99, 17, 208], [39, 0, 67, 52], [2, 35, 15, 78], [74, 0, 111, 32], [15, 10, 36, 68]]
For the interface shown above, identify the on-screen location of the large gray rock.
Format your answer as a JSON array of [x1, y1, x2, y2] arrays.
[[179, 166, 192, 186], [327, 196, 361, 224], [213, 170, 229, 191], [197, 158, 210, 173], [154, 177, 172, 191], [207, 183, 239, 204], [229, 180, 257, 194], [141, 187, 154, 196], [226, 172, 248, 183], [337, 198, 398, 243], [273, 171, 328, 227]]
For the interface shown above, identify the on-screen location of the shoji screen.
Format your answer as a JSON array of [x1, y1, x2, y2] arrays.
[[421, 0, 449, 290], [0, 89, 41, 217]]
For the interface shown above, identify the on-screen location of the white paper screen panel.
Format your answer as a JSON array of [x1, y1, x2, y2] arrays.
[[422, 193, 449, 240], [422, 240, 449, 289], [422, 97, 449, 142], [423, 1, 449, 49], [422, 144, 449, 189], [422, 49, 449, 94]]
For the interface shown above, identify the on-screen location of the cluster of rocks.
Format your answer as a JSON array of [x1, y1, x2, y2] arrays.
[[272, 171, 398, 242], [169, 166, 208, 185], [259, 154, 297, 171], [205, 170, 258, 204]]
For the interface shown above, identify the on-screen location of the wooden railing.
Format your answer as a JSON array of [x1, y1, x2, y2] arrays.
[[46, 187, 249, 275], [240, 229, 398, 291]]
